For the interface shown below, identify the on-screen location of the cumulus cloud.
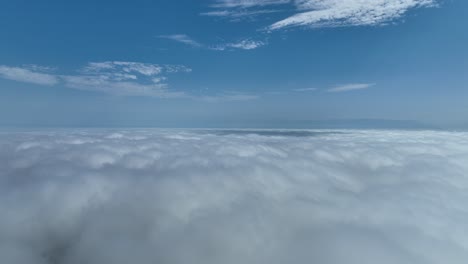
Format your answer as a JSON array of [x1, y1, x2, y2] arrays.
[[0, 65, 59, 86], [1, 129, 468, 264], [328, 83, 375, 92], [206, 0, 438, 29]]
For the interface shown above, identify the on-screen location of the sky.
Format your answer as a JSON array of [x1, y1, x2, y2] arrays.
[[0, 0, 467, 128]]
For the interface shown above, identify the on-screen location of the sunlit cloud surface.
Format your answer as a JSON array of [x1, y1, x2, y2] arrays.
[[1, 129, 468, 264]]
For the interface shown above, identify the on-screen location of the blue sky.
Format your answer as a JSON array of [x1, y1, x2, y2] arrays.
[[0, 0, 467, 128]]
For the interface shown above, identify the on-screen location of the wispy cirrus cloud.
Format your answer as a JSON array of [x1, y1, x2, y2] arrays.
[[200, 9, 280, 19], [293, 87, 317, 92], [327, 83, 375, 93], [0, 65, 59, 86], [0, 62, 191, 97], [203, 0, 290, 21], [206, 0, 438, 30], [64, 61, 190, 97], [0, 63, 261, 100], [210, 0, 290, 8], [270, 0, 438, 30], [212, 39, 266, 50], [199, 92, 259, 102], [158, 34, 203, 48], [160, 34, 266, 51]]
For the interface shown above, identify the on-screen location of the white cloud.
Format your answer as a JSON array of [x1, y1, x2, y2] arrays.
[[0, 65, 59, 86], [204, 0, 290, 20], [0, 63, 258, 99], [61, 75, 183, 97], [61, 61, 190, 97], [1, 129, 468, 264], [83, 61, 170, 76], [0, 62, 191, 97], [328, 83, 375, 92], [160, 34, 267, 51], [207, 0, 438, 29], [210, 0, 290, 8], [293, 87, 317, 92], [270, 0, 437, 30], [212, 39, 266, 50], [159, 34, 203, 48], [199, 92, 259, 101], [200, 9, 280, 19]]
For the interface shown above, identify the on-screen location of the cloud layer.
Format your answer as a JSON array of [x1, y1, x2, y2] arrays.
[[207, 0, 438, 29], [1, 129, 468, 264]]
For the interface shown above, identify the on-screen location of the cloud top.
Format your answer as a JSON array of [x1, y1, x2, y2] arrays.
[[1, 129, 468, 264]]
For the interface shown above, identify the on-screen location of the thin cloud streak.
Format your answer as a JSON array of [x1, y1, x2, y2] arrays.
[[293, 87, 317, 92], [198, 92, 259, 102], [211, 39, 266, 50], [0, 62, 190, 97], [0, 65, 59, 86], [270, 0, 438, 30], [159, 34, 267, 50], [159, 34, 203, 48], [200, 9, 280, 19], [62, 62, 190, 97], [210, 0, 290, 8], [328, 83, 375, 93], [0, 63, 261, 100]]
